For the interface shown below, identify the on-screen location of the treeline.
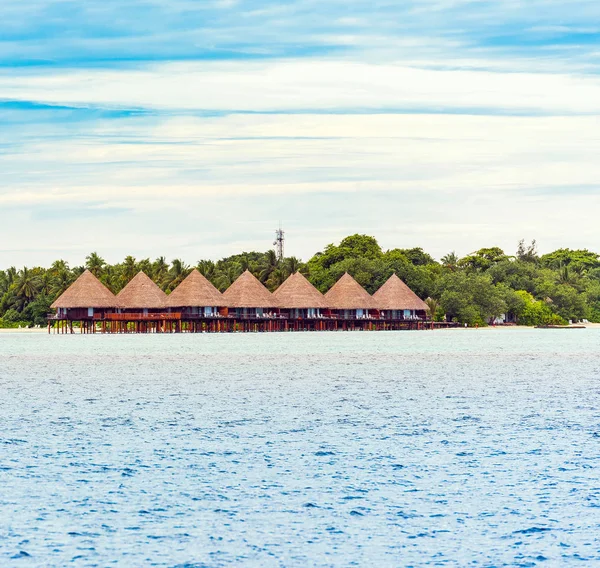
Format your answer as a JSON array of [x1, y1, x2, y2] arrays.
[[2, 234, 600, 327]]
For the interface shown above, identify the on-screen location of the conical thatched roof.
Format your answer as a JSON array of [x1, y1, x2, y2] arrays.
[[324, 273, 376, 310], [117, 271, 167, 309], [372, 273, 428, 311], [272, 272, 327, 309], [167, 269, 223, 308], [51, 269, 118, 309], [223, 270, 276, 308]]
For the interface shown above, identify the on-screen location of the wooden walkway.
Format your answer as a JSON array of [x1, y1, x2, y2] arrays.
[[47, 316, 454, 334]]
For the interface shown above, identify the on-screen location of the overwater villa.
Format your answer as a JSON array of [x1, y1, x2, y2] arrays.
[[372, 274, 429, 321], [324, 273, 377, 321], [272, 271, 327, 330], [166, 269, 225, 332], [117, 272, 168, 314], [50, 269, 119, 333], [222, 269, 278, 319], [113, 271, 171, 332], [167, 269, 224, 317], [48, 268, 434, 333]]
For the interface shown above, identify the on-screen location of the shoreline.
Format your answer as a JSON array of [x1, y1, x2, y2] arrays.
[[2, 324, 600, 334], [0, 327, 48, 333]]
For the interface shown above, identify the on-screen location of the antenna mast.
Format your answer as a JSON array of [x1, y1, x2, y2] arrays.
[[273, 224, 285, 261]]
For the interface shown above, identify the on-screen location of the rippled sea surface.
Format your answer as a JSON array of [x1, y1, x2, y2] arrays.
[[1, 329, 600, 567]]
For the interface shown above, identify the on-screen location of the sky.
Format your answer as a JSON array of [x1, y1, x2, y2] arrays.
[[1, 0, 600, 268]]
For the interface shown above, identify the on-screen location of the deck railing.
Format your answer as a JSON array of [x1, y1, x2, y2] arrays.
[[48, 312, 429, 322], [105, 313, 182, 321]]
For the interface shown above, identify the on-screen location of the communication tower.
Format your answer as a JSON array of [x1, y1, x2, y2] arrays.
[[273, 225, 285, 261]]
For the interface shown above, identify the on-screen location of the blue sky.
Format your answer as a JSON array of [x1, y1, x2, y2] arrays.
[[1, 0, 600, 267]]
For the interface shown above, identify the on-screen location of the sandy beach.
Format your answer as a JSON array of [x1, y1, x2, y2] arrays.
[[0, 327, 47, 333]]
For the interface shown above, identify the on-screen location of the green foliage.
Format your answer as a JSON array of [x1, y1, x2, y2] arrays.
[[440, 251, 459, 271], [2, 236, 600, 327], [2, 309, 23, 324], [0, 319, 31, 329], [513, 291, 566, 326], [437, 272, 506, 325], [307, 234, 382, 273], [459, 247, 509, 271], [393, 247, 435, 266], [540, 249, 600, 272], [516, 239, 539, 263]]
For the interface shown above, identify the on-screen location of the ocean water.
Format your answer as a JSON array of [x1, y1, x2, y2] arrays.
[[1, 329, 599, 567]]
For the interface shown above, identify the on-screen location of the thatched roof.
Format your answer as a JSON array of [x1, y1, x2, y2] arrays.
[[272, 272, 327, 309], [51, 269, 118, 309], [117, 271, 167, 309], [372, 273, 428, 311], [167, 269, 223, 307], [324, 272, 376, 310], [223, 270, 276, 308]]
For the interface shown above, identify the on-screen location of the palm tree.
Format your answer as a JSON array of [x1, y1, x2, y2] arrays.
[[122, 256, 138, 284], [441, 252, 459, 271], [101, 265, 120, 293], [137, 258, 153, 277], [557, 263, 577, 285], [165, 258, 191, 291], [0, 271, 8, 296], [85, 252, 106, 277], [39, 270, 53, 295], [50, 259, 69, 275], [425, 297, 439, 327], [6, 266, 17, 286], [239, 255, 252, 272], [152, 256, 169, 283], [215, 264, 242, 292], [266, 268, 287, 290], [284, 256, 302, 277], [259, 250, 279, 283], [197, 260, 216, 280], [51, 268, 74, 297], [16, 267, 40, 303]]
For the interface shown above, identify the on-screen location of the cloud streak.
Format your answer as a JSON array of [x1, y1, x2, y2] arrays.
[[1, 0, 600, 267]]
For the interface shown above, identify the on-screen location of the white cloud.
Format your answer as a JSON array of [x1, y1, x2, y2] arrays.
[[2, 0, 600, 266], [1, 111, 599, 266], [3, 59, 600, 114]]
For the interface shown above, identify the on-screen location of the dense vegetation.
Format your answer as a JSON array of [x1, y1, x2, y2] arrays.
[[2, 235, 600, 327]]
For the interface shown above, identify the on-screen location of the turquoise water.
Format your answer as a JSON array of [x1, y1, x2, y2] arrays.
[[1, 329, 599, 566]]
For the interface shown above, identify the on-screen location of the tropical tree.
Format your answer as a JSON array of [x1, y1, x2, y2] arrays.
[[197, 260, 216, 280], [516, 239, 538, 263], [153, 256, 169, 283], [459, 247, 509, 272], [284, 256, 303, 276], [266, 268, 287, 290], [259, 250, 279, 283], [85, 252, 106, 277], [165, 259, 191, 291], [540, 248, 600, 272], [5, 266, 18, 287], [441, 252, 459, 271], [137, 258, 153, 278], [15, 267, 40, 305], [51, 267, 74, 297], [4, 234, 600, 327], [215, 264, 242, 291], [425, 297, 439, 324], [121, 256, 138, 284], [238, 254, 252, 272]]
